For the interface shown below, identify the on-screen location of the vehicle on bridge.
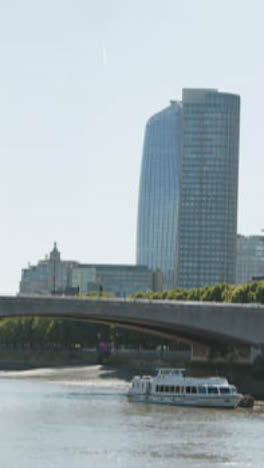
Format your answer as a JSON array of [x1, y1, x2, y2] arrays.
[[128, 369, 242, 409]]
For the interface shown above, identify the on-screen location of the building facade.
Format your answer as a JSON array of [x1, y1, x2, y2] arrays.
[[72, 264, 153, 297], [20, 260, 49, 295], [136, 101, 182, 289], [19, 245, 153, 297], [236, 235, 264, 284], [176, 89, 240, 288], [19, 243, 78, 295]]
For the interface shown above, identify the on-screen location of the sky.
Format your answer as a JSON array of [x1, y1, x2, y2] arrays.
[[1, 0, 264, 294]]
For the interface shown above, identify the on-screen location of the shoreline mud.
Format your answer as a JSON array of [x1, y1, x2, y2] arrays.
[[0, 364, 133, 384]]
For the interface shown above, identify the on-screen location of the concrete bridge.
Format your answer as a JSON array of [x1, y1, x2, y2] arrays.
[[0, 296, 264, 356]]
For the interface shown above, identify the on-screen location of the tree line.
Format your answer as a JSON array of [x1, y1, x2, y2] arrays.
[[132, 280, 264, 304], [0, 317, 169, 350]]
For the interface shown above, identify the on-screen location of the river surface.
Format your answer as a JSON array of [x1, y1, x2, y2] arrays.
[[0, 366, 263, 467]]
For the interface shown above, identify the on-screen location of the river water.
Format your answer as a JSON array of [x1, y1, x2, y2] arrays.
[[0, 366, 263, 467]]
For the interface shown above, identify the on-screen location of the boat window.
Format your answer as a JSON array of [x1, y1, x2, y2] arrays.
[[198, 386, 207, 394], [191, 387, 197, 394], [175, 386, 180, 393], [208, 387, 218, 394], [186, 386, 191, 394], [160, 385, 164, 392], [220, 387, 230, 395], [169, 386, 174, 393], [165, 386, 169, 393]]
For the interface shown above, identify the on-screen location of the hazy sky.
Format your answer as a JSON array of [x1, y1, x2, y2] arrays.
[[1, 0, 264, 294]]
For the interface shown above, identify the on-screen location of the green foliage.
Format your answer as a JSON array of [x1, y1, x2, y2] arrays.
[[187, 288, 201, 301], [0, 316, 166, 350], [131, 290, 154, 300], [0, 317, 111, 349], [167, 289, 189, 300], [130, 280, 264, 305], [151, 292, 162, 300], [255, 282, 264, 304], [230, 281, 259, 303], [131, 292, 145, 298]]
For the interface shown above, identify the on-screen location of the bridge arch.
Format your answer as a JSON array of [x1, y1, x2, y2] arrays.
[[0, 296, 263, 348]]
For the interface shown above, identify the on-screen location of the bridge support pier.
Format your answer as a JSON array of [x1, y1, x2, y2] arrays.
[[191, 343, 254, 364]]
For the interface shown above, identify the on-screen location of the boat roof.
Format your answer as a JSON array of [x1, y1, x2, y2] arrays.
[[157, 368, 185, 376], [132, 368, 232, 387], [153, 368, 229, 386]]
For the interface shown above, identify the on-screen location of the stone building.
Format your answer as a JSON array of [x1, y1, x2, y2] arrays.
[[19, 243, 78, 295], [19, 244, 154, 297]]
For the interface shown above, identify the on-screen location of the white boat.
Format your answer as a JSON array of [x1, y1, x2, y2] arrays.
[[128, 368, 242, 408]]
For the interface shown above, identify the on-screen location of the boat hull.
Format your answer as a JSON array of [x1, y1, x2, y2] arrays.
[[128, 393, 241, 409]]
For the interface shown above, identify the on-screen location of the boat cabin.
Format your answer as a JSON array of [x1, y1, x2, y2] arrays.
[[154, 384, 237, 395]]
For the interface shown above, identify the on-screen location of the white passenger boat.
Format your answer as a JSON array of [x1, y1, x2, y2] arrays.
[[128, 369, 242, 408]]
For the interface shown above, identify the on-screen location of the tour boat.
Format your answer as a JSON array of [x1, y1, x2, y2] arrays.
[[128, 369, 242, 409]]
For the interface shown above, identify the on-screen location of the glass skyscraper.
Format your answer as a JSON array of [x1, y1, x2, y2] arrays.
[[176, 89, 240, 288], [136, 101, 182, 289], [236, 235, 264, 285]]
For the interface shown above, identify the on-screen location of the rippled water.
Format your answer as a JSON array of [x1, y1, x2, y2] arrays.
[[0, 369, 263, 467]]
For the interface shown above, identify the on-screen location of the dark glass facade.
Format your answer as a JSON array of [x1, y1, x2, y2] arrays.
[[72, 264, 152, 297], [136, 102, 182, 289], [236, 235, 264, 284], [176, 89, 240, 288]]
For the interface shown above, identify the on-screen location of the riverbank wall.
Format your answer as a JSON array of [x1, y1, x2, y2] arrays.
[[0, 348, 264, 398]]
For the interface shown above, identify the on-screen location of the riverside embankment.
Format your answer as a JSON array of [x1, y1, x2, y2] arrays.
[[0, 348, 264, 398]]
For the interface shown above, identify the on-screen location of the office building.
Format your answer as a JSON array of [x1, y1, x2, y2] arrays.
[[19, 244, 153, 297], [176, 89, 240, 288], [19, 243, 78, 295], [236, 235, 264, 284], [136, 101, 182, 289], [72, 264, 152, 297]]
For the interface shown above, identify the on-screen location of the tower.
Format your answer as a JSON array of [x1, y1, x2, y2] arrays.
[[176, 89, 240, 288], [136, 101, 182, 289], [48, 242, 61, 293]]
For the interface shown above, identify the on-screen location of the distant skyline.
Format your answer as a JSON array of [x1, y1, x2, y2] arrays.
[[1, 0, 264, 294]]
